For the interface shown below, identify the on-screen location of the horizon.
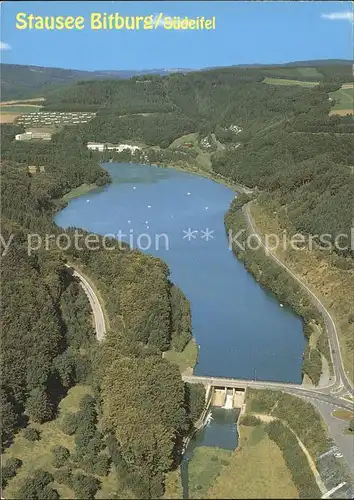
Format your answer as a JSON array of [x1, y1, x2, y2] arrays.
[[2, 57, 353, 74], [1, 1, 353, 71]]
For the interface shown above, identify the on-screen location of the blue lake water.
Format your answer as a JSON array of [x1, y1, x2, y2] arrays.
[[55, 163, 305, 383]]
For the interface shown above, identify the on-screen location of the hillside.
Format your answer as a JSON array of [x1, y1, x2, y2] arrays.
[[1, 59, 352, 101], [0, 64, 191, 101]]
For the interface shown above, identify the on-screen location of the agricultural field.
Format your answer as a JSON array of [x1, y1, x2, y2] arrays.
[[329, 83, 353, 115], [262, 66, 322, 80], [0, 102, 43, 123], [0, 105, 42, 113], [16, 111, 96, 127], [263, 77, 319, 87]]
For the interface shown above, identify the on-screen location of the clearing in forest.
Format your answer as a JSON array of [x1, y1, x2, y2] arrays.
[[263, 77, 319, 87]]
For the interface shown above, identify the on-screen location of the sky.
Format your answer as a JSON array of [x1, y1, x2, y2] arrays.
[[0, 1, 353, 71]]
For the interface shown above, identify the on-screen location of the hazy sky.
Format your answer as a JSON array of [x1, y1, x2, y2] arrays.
[[1, 1, 353, 70]]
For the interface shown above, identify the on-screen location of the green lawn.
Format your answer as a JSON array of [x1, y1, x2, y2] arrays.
[[296, 67, 322, 78], [186, 446, 233, 499], [263, 67, 322, 79], [207, 425, 299, 499], [169, 133, 213, 172], [168, 132, 200, 149], [164, 338, 198, 375], [263, 77, 319, 87], [163, 468, 183, 499], [329, 84, 353, 113], [63, 183, 99, 202], [0, 105, 42, 113]]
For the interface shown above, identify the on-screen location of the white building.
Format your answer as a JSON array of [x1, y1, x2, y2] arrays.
[[15, 131, 51, 141], [87, 142, 141, 153], [87, 142, 106, 152]]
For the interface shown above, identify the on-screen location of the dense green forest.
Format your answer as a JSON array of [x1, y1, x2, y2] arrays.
[[0, 63, 180, 101], [1, 122, 200, 497]]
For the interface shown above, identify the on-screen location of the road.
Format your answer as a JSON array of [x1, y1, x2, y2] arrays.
[[240, 202, 353, 475], [182, 375, 354, 411], [243, 202, 353, 398], [65, 264, 106, 341]]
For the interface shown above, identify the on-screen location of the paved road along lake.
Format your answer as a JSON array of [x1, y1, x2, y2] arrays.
[[55, 163, 305, 383]]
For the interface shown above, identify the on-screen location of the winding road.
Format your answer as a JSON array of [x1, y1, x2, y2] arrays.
[[65, 264, 106, 341], [243, 202, 353, 398]]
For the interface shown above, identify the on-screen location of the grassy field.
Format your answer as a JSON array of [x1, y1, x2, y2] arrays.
[[263, 77, 319, 87], [2, 385, 125, 499], [169, 132, 213, 171], [0, 103, 43, 123], [0, 97, 45, 105], [207, 425, 299, 499], [263, 67, 322, 80], [329, 83, 353, 115], [163, 468, 183, 499], [62, 183, 99, 202], [169, 132, 200, 149], [332, 409, 354, 421], [186, 446, 233, 499], [3, 385, 92, 499], [245, 388, 330, 460], [164, 338, 198, 375], [0, 105, 42, 113]]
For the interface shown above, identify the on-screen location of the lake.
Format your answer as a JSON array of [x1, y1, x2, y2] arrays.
[[55, 163, 305, 383]]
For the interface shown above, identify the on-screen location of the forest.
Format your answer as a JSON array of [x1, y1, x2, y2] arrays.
[[1, 122, 202, 498]]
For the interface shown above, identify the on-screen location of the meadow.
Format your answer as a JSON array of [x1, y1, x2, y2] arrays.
[[329, 83, 353, 115], [263, 77, 319, 87]]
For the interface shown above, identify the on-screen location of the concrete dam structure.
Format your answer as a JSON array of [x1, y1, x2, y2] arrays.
[[211, 387, 245, 410]]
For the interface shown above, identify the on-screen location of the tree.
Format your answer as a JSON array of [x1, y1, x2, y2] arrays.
[[60, 412, 78, 435], [71, 473, 100, 499], [38, 486, 60, 499], [94, 454, 111, 476], [51, 445, 70, 468], [1, 389, 17, 446], [184, 383, 205, 425], [15, 470, 58, 500], [23, 426, 40, 441], [26, 387, 53, 423], [53, 351, 76, 389], [32, 469, 53, 487], [1, 457, 22, 488], [53, 468, 72, 486], [86, 434, 104, 455]]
